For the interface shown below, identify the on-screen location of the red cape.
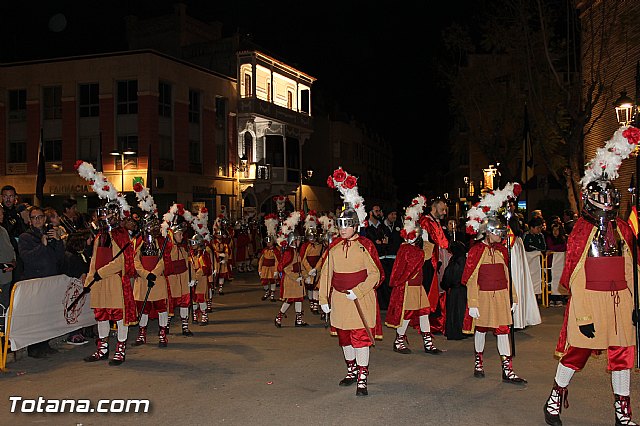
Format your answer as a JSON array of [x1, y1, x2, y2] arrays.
[[461, 241, 509, 285], [385, 243, 426, 327]]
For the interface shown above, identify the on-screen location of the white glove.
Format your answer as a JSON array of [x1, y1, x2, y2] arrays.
[[296, 276, 303, 283], [213, 270, 217, 275], [346, 289, 357, 301], [321, 304, 331, 314], [511, 303, 517, 313], [308, 268, 317, 277], [274, 271, 280, 278], [188, 280, 197, 288], [219, 253, 226, 258], [220, 260, 226, 264], [469, 307, 480, 319], [305, 277, 312, 284]]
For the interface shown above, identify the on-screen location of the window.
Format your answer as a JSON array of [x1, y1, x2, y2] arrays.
[[159, 135, 173, 171], [158, 81, 172, 117], [79, 83, 99, 117], [9, 89, 26, 121], [216, 144, 227, 176], [117, 80, 138, 115], [44, 139, 62, 162], [265, 135, 284, 167], [189, 90, 200, 123], [43, 86, 62, 120], [78, 135, 100, 163], [300, 89, 309, 114], [215, 97, 228, 175], [9, 140, 26, 163], [287, 90, 293, 109], [189, 139, 201, 163], [244, 74, 252, 97], [286, 137, 300, 170]]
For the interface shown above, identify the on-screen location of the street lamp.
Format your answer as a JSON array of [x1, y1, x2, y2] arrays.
[[110, 148, 136, 192]]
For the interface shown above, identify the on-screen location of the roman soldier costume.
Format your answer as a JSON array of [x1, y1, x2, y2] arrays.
[[544, 126, 640, 426], [385, 195, 442, 355], [258, 214, 280, 302], [463, 182, 526, 385], [75, 161, 136, 366], [301, 210, 323, 314]]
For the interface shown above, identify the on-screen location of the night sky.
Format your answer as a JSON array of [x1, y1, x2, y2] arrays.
[[1, 1, 467, 201]]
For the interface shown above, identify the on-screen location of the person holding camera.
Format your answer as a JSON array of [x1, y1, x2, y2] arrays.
[[18, 206, 65, 358]]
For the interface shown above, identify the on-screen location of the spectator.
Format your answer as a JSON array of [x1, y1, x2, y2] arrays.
[[60, 231, 93, 345], [507, 200, 525, 238], [364, 205, 387, 254], [545, 222, 568, 307], [0, 207, 16, 319], [380, 205, 402, 311], [523, 217, 547, 252], [44, 207, 69, 244], [445, 218, 465, 244], [59, 198, 89, 234], [1, 185, 26, 281], [18, 206, 65, 358]]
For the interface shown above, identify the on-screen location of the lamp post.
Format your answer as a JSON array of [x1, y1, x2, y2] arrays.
[[298, 168, 313, 211], [613, 60, 640, 368], [110, 148, 136, 192]]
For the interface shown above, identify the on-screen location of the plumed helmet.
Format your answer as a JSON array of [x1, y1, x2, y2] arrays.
[[477, 212, 507, 240], [305, 227, 317, 241], [170, 221, 188, 234], [321, 231, 334, 245], [582, 178, 620, 220], [189, 233, 204, 249], [286, 230, 301, 247], [336, 207, 359, 229], [141, 213, 160, 236], [264, 234, 275, 245]]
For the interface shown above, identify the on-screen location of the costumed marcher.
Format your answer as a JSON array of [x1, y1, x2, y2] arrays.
[[258, 214, 280, 302], [420, 198, 450, 334], [463, 182, 526, 385], [274, 211, 308, 327], [318, 167, 384, 396], [301, 210, 323, 315], [385, 194, 443, 354], [162, 204, 196, 336], [318, 213, 338, 322], [234, 218, 251, 273], [75, 161, 136, 365], [212, 222, 231, 296], [131, 182, 172, 348], [190, 208, 212, 325], [543, 126, 640, 426]]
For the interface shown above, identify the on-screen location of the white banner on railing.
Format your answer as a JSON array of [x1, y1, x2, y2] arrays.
[[8, 275, 96, 351]]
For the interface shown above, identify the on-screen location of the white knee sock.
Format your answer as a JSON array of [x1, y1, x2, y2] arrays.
[[295, 301, 302, 313], [180, 307, 188, 319], [355, 347, 370, 366], [263, 284, 269, 291], [116, 320, 128, 342], [612, 369, 631, 396], [308, 290, 313, 300], [397, 319, 410, 336], [199, 302, 207, 312], [342, 345, 355, 361], [97, 320, 110, 339], [313, 289, 319, 300], [419, 315, 431, 333], [555, 363, 576, 388], [159, 311, 168, 327], [497, 334, 511, 356], [139, 313, 149, 327], [218, 278, 224, 286], [474, 331, 486, 353], [270, 283, 276, 291], [280, 302, 291, 314]]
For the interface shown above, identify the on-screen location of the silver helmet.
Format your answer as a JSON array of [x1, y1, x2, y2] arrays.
[[582, 178, 620, 221], [189, 233, 205, 250], [336, 207, 359, 230], [264, 234, 276, 245], [477, 212, 507, 240], [286, 230, 301, 247], [304, 227, 317, 242]]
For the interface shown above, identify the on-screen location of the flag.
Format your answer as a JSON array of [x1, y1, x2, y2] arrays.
[[629, 205, 639, 236], [35, 128, 46, 202], [520, 104, 534, 184]]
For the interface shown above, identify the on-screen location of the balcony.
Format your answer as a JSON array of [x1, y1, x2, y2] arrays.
[[237, 98, 313, 131]]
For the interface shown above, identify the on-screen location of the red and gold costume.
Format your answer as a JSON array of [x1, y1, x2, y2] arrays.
[[213, 236, 231, 295], [300, 239, 324, 314], [165, 239, 195, 335], [419, 213, 449, 333], [190, 245, 211, 325], [258, 245, 280, 301]]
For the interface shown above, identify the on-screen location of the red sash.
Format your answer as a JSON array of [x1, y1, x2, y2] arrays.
[[172, 259, 187, 274], [585, 257, 627, 291], [477, 263, 508, 291], [407, 270, 423, 286], [332, 270, 368, 292], [262, 258, 275, 267], [95, 247, 112, 270], [306, 255, 320, 267], [141, 256, 158, 271]]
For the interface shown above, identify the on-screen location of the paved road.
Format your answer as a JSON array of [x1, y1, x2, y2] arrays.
[[0, 273, 637, 425]]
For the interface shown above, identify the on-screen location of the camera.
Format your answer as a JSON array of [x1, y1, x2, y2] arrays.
[[45, 223, 55, 243]]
